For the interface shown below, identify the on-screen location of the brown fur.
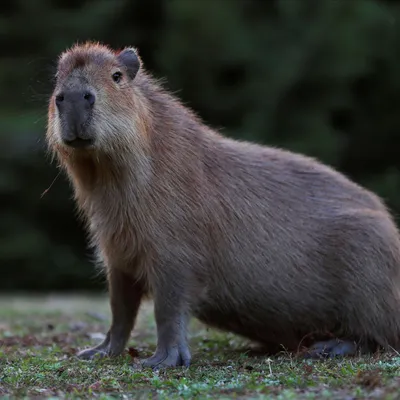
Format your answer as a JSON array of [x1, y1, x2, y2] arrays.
[[46, 41, 400, 368]]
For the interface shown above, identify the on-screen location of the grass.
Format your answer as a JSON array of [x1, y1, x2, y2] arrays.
[[1, 295, 400, 399]]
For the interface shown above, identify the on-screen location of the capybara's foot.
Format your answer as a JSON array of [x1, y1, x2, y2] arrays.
[[77, 346, 109, 360], [141, 344, 191, 370], [304, 338, 357, 359], [77, 335, 125, 360]]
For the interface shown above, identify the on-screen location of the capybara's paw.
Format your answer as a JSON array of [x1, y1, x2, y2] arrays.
[[304, 338, 357, 359], [77, 346, 110, 360], [141, 345, 191, 370]]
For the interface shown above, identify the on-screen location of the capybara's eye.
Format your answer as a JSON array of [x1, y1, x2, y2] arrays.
[[112, 71, 122, 83]]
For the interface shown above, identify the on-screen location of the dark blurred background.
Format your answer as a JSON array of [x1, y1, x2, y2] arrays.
[[2, 0, 400, 292]]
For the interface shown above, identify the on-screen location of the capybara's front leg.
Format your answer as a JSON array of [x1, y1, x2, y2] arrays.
[[77, 268, 144, 359], [142, 279, 191, 369]]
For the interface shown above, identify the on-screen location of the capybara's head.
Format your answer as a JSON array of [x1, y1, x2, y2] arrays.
[[47, 42, 143, 154]]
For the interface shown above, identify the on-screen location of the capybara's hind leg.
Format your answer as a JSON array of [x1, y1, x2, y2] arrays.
[[302, 210, 400, 362], [304, 338, 358, 359]]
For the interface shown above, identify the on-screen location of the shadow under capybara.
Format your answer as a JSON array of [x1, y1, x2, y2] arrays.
[[45, 41, 400, 369]]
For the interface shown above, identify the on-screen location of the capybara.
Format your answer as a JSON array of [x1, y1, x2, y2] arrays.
[[46, 41, 400, 369]]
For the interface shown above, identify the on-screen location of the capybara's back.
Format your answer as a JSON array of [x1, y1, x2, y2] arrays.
[[46, 42, 400, 368]]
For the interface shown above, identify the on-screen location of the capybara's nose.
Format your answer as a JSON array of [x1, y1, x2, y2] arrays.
[[56, 90, 96, 147], [55, 90, 95, 111]]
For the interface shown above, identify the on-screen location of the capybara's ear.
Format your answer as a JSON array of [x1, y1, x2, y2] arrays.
[[117, 47, 141, 80]]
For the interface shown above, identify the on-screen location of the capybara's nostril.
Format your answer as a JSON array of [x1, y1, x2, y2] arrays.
[[55, 94, 64, 108], [83, 92, 95, 107]]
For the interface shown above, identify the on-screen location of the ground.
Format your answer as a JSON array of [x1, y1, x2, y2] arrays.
[[1, 295, 400, 399]]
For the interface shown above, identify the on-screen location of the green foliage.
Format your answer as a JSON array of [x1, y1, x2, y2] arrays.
[[1, 0, 400, 289]]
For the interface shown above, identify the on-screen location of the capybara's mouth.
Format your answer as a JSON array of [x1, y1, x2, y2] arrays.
[[63, 136, 95, 149]]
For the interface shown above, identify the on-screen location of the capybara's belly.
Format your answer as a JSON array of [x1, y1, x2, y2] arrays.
[[192, 300, 303, 353]]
